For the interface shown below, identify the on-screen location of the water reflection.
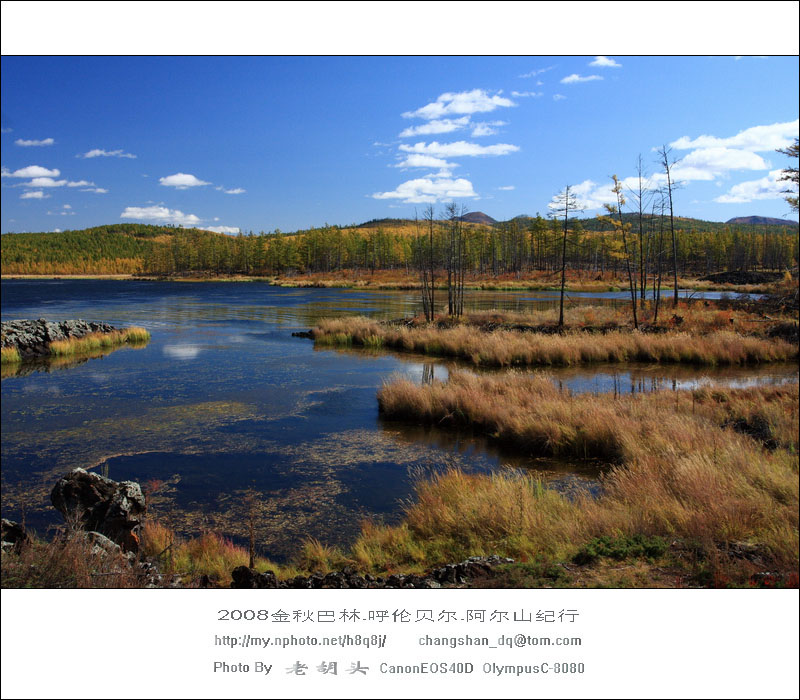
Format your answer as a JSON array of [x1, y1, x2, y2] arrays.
[[0, 279, 795, 559]]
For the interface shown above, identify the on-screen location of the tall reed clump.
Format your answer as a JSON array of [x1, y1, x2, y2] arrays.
[[361, 373, 799, 583], [312, 316, 797, 367], [49, 326, 150, 357]]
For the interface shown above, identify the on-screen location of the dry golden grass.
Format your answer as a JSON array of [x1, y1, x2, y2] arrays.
[[313, 315, 797, 367], [361, 372, 799, 583], [49, 327, 150, 357]]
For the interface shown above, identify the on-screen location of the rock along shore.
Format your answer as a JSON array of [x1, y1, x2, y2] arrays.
[[1, 319, 118, 359]]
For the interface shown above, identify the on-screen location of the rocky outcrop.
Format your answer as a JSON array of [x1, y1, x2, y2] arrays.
[[1, 319, 118, 359], [230, 555, 514, 589], [50, 468, 146, 552], [1, 519, 30, 553]]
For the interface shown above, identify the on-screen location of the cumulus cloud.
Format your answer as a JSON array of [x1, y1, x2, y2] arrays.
[[15, 138, 54, 146], [402, 89, 515, 120], [670, 120, 799, 152], [2, 165, 61, 178], [560, 74, 603, 84], [714, 169, 789, 203], [159, 172, 211, 189], [672, 147, 769, 180], [20, 190, 48, 199], [399, 140, 519, 158], [589, 56, 621, 68], [399, 117, 470, 137], [205, 225, 240, 234], [372, 176, 478, 204], [120, 205, 201, 226], [79, 148, 137, 159]]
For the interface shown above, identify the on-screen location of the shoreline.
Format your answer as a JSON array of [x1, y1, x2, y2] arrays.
[[0, 273, 779, 294]]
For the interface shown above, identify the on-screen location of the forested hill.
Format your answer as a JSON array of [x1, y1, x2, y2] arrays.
[[1, 216, 798, 277]]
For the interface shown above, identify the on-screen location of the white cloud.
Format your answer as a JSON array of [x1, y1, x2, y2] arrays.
[[24, 177, 96, 188], [714, 169, 789, 203], [673, 147, 769, 180], [399, 117, 469, 137], [63, 204, 72, 209], [471, 121, 507, 137], [589, 56, 621, 68], [2, 165, 61, 178], [510, 91, 543, 98], [15, 138, 54, 147], [52, 228, 61, 233], [553, 94, 566, 101], [520, 66, 555, 78], [20, 190, 48, 199], [215, 186, 246, 194], [159, 172, 211, 189], [399, 140, 519, 158], [205, 225, 240, 234], [82, 187, 108, 194], [394, 154, 458, 170], [372, 176, 478, 204], [670, 120, 799, 152], [497, 185, 515, 191], [551, 179, 617, 211], [1, 127, 12, 133], [561, 74, 603, 84], [121, 205, 201, 226], [402, 89, 515, 120], [79, 148, 137, 159]]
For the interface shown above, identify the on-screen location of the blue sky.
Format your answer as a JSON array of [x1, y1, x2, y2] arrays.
[[2, 54, 798, 234]]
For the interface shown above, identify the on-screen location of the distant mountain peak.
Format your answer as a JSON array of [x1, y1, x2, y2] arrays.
[[726, 216, 798, 226], [460, 211, 497, 225]]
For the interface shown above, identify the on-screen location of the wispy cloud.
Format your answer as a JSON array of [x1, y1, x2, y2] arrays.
[[471, 121, 507, 137], [510, 91, 543, 98], [589, 56, 621, 68], [670, 120, 799, 152], [159, 173, 211, 189], [78, 148, 137, 159], [24, 177, 96, 188], [215, 186, 246, 194], [402, 89, 515, 120], [121, 205, 201, 226], [15, 138, 54, 147], [399, 117, 470, 137], [519, 66, 555, 78], [372, 176, 478, 204], [553, 94, 566, 101], [560, 74, 603, 84], [82, 187, 108, 194], [399, 140, 519, 158], [497, 185, 515, 191], [2, 165, 60, 178], [393, 154, 458, 170]]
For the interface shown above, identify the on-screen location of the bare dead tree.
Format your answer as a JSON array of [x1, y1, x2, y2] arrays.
[[657, 145, 681, 308], [549, 185, 583, 329], [444, 202, 467, 317]]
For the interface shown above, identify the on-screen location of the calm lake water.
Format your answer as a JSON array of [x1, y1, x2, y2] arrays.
[[1, 279, 796, 559]]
